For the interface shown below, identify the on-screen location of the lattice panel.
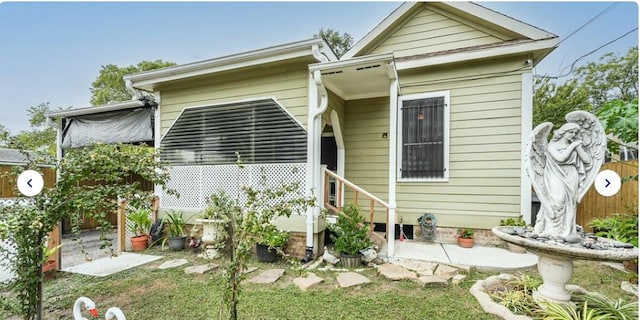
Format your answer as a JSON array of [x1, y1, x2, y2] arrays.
[[0, 198, 34, 207], [160, 163, 307, 210]]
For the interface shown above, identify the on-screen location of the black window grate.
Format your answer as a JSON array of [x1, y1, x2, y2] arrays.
[[401, 96, 445, 179]]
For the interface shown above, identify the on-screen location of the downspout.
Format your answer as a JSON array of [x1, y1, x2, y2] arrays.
[[303, 44, 329, 263]]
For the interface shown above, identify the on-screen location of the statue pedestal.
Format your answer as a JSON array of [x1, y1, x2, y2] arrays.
[[533, 253, 573, 303]]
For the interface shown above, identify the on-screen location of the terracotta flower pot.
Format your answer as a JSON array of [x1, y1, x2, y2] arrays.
[[131, 235, 149, 252], [457, 237, 474, 248], [43, 259, 57, 273]]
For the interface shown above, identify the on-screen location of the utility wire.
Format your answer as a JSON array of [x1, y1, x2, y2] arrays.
[[557, 27, 638, 77], [536, 27, 638, 79], [557, 3, 619, 46]]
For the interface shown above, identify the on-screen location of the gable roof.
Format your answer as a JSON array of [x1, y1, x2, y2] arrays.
[[343, 1, 558, 60]]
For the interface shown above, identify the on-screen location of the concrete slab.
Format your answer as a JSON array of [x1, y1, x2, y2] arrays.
[[158, 259, 189, 270], [293, 272, 324, 291], [442, 243, 537, 271], [247, 269, 285, 284], [336, 272, 371, 288], [392, 241, 450, 264], [61, 252, 163, 277]]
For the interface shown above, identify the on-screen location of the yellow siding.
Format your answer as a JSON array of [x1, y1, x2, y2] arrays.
[[369, 4, 504, 57], [395, 56, 528, 228], [159, 60, 310, 136], [326, 90, 345, 130], [343, 97, 390, 215]]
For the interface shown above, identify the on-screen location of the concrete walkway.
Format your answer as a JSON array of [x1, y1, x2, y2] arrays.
[[382, 239, 538, 271]]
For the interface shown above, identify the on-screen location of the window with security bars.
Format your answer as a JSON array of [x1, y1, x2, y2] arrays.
[[398, 91, 449, 180], [161, 99, 307, 165]]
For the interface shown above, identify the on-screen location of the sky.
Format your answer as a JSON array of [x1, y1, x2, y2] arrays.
[[0, 1, 637, 134]]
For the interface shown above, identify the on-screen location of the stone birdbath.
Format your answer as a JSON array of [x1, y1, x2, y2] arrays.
[[495, 110, 639, 304], [493, 226, 638, 303]]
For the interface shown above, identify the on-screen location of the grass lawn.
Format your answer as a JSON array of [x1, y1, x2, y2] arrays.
[[2, 247, 637, 320]]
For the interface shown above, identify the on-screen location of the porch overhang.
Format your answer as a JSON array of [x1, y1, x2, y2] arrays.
[[309, 53, 396, 100]]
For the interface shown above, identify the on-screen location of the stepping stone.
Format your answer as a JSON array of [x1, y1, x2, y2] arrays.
[[184, 264, 218, 274], [451, 274, 466, 285], [392, 259, 436, 276], [621, 281, 638, 296], [434, 264, 458, 280], [243, 267, 258, 274], [158, 259, 189, 270], [247, 269, 285, 284], [379, 263, 418, 281], [336, 272, 371, 288], [417, 275, 448, 287], [293, 272, 324, 291]]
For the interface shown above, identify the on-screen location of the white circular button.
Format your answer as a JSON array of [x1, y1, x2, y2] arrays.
[[17, 170, 44, 197], [594, 169, 621, 197]]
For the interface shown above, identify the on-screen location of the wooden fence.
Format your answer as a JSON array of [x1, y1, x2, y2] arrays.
[[0, 165, 56, 198], [577, 160, 638, 229]]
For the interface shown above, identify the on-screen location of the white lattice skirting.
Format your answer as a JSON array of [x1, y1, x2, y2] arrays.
[[160, 163, 307, 210]]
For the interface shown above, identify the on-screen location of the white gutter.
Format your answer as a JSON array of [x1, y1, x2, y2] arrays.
[[47, 100, 145, 119]]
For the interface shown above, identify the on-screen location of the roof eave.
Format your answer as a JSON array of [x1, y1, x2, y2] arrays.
[[395, 38, 559, 71], [126, 38, 336, 92]]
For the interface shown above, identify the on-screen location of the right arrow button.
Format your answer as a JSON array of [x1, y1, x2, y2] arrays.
[[595, 170, 621, 197]]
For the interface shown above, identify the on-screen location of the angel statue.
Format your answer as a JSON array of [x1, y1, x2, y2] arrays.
[[524, 111, 606, 243]]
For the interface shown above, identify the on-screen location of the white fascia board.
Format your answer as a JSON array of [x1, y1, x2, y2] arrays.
[[395, 38, 559, 71], [309, 53, 394, 72], [446, 2, 557, 40], [126, 38, 330, 91], [342, 2, 415, 60], [47, 100, 145, 119]]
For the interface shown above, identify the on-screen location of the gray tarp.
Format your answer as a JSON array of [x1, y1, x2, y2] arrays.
[[61, 108, 153, 149]]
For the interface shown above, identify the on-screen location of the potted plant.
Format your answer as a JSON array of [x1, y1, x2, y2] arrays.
[[457, 227, 475, 248], [127, 208, 152, 252], [163, 210, 188, 251], [254, 224, 289, 263], [42, 244, 62, 278], [500, 216, 527, 253], [327, 204, 372, 268]]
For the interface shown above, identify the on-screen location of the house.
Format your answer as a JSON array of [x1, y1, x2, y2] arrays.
[[49, 2, 558, 258]]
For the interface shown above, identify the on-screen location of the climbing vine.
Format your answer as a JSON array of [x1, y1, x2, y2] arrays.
[[0, 144, 174, 320]]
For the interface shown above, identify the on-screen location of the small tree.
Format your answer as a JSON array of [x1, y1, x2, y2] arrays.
[[215, 164, 314, 320], [0, 144, 174, 320], [314, 28, 353, 59]]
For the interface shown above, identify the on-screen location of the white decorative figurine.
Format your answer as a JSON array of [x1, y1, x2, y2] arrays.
[[524, 111, 606, 242]]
